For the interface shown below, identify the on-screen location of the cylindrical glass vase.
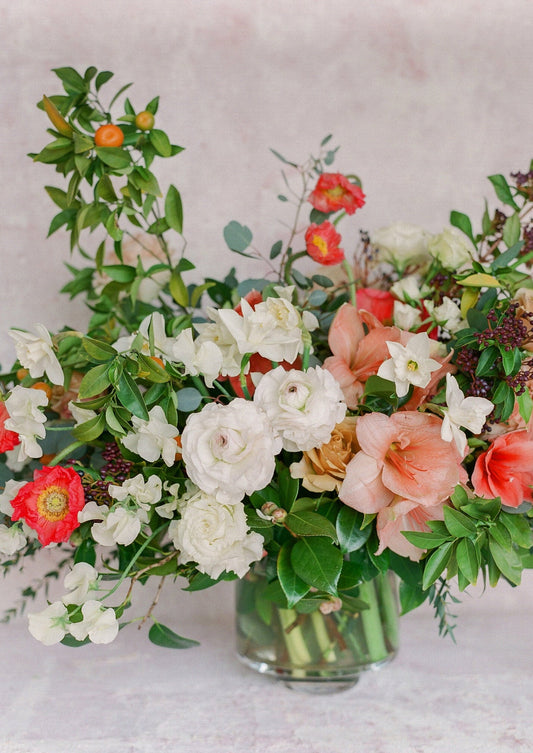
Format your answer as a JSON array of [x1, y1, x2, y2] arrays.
[[236, 566, 399, 693]]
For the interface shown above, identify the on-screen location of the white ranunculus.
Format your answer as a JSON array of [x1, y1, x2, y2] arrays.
[[171, 328, 224, 388], [181, 399, 282, 504], [62, 562, 99, 605], [441, 374, 494, 456], [371, 222, 430, 269], [28, 601, 70, 646], [4, 386, 48, 461], [8, 323, 64, 385], [168, 489, 264, 579], [0, 523, 26, 556], [377, 332, 441, 398], [69, 600, 119, 644], [108, 473, 162, 511], [122, 405, 179, 467], [393, 301, 422, 331], [253, 366, 346, 452], [428, 227, 474, 270]]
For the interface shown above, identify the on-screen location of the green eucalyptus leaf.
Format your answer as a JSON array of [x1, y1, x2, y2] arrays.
[[223, 221, 253, 255]]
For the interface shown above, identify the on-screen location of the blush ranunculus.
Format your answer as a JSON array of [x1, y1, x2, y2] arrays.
[[10, 466, 86, 546], [340, 411, 465, 513], [356, 288, 395, 324], [0, 402, 20, 453], [308, 173, 366, 215], [472, 429, 533, 508], [305, 221, 344, 265]]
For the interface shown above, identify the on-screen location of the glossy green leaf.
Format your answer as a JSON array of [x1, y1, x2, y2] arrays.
[[116, 371, 149, 420], [277, 543, 310, 607], [499, 512, 533, 549], [456, 538, 479, 584], [82, 337, 118, 362], [148, 623, 200, 649], [336, 506, 371, 553], [421, 540, 456, 590], [450, 210, 475, 243], [165, 184, 183, 234], [78, 363, 111, 398], [443, 506, 477, 537], [150, 129, 172, 157], [72, 411, 106, 442], [488, 174, 519, 210], [488, 538, 522, 585], [169, 269, 189, 307], [291, 537, 343, 595], [96, 147, 131, 169], [285, 511, 338, 541]]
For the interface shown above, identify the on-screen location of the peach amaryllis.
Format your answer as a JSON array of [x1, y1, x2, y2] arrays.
[[339, 411, 465, 514], [0, 402, 20, 453], [472, 429, 533, 508], [11, 466, 85, 546], [375, 497, 446, 561], [308, 173, 365, 215], [323, 303, 402, 409], [305, 221, 344, 266]]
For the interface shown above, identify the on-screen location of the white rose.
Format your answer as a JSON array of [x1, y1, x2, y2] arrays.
[[253, 366, 346, 452], [168, 490, 264, 579], [427, 296, 465, 334], [390, 274, 426, 303], [8, 323, 64, 385], [181, 399, 282, 504], [371, 222, 430, 269], [428, 227, 474, 270]]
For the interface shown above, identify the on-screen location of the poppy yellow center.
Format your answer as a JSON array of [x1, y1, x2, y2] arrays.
[[325, 186, 346, 200], [312, 234, 329, 256], [36, 485, 69, 522]]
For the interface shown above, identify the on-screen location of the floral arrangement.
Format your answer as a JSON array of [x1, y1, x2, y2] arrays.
[[1, 66, 532, 655]]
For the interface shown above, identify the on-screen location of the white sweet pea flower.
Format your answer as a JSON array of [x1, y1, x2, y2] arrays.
[[4, 448, 30, 473], [8, 323, 64, 385], [168, 488, 264, 579], [69, 600, 119, 644], [4, 386, 47, 461], [28, 601, 70, 645], [108, 473, 162, 511], [428, 227, 474, 270], [372, 222, 430, 270], [253, 366, 346, 452], [62, 562, 100, 605], [171, 328, 224, 387], [122, 406, 179, 467], [377, 332, 441, 398], [426, 297, 465, 334], [393, 301, 422, 331], [113, 312, 174, 361], [0, 479, 26, 516], [390, 274, 426, 303], [0, 523, 27, 555], [90, 505, 147, 547], [155, 481, 182, 519], [67, 400, 97, 427], [181, 399, 282, 504], [195, 307, 243, 378], [441, 374, 494, 456]]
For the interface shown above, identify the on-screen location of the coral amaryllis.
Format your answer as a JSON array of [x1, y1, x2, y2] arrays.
[[472, 429, 533, 508], [11, 466, 85, 546], [308, 173, 365, 215], [305, 221, 344, 265]]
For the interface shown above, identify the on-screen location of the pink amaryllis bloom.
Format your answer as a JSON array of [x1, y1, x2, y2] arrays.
[[375, 497, 446, 561], [340, 411, 465, 513], [308, 173, 366, 215], [323, 303, 402, 409], [356, 288, 395, 325], [472, 429, 533, 508]]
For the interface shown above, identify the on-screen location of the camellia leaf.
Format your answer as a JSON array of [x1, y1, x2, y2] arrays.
[[285, 511, 338, 541], [277, 542, 310, 607], [336, 507, 371, 553], [291, 537, 343, 595], [148, 622, 200, 649]]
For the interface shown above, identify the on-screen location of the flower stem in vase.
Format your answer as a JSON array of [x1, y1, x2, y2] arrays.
[[310, 610, 338, 664], [357, 578, 389, 663], [277, 608, 312, 676]]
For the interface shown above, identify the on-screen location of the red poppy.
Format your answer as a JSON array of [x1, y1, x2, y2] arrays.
[[305, 221, 345, 265], [0, 402, 20, 453], [11, 466, 86, 546], [308, 173, 366, 215], [356, 288, 395, 325]]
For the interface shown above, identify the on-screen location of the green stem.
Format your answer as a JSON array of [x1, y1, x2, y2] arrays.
[[278, 608, 313, 670], [103, 523, 168, 602], [377, 572, 399, 650], [310, 610, 337, 663], [47, 440, 86, 467], [358, 579, 388, 663], [341, 258, 357, 307]]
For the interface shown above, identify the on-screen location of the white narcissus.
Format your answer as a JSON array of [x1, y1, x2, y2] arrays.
[[8, 323, 64, 385], [441, 374, 494, 456], [4, 386, 48, 461], [181, 398, 282, 504], [69, 600, 119, 644], [377, 332, 441, 398], [168, 488, 264, 579], [253, 366, 346, 452], [28, 601, 70, 646], [122, 405, 179, 467]]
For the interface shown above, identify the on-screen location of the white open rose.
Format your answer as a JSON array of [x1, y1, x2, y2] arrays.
[[181, 399, 282, 504], [371, 222, 430, 270], [253, 366, 346, 452], [168, 488, 264, 579], [427, 227, 474, 270]]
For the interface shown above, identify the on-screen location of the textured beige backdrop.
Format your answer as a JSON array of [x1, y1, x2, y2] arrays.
[[1, 0, 533, 606]]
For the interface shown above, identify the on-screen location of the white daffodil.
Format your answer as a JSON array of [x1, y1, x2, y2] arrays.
[[28, 601, 70, 646], [441, 374, 493, 456], [122, 405, 179, 467], [8, 323, 64, 385], [62, 562, 100, 605], [377, 332, 441, 398], [108, 473, 162, 511], [69, 600, 119, 645], [4, 386, 47, 461]]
